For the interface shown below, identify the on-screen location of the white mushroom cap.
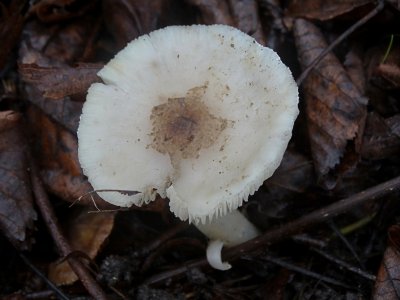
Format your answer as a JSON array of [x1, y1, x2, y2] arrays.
[[78, 25, 298, 224]]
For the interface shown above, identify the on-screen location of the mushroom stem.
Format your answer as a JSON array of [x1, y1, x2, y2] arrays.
[[195, 210, 260, 270]]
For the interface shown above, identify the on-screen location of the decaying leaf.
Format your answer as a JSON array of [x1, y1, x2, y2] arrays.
[[27, 106, 81, 175], [0, 0, 24, 70], [248, 149, 314, 228], [26, 105, 114, 209], [228, 0, 266, 44], [25, 85, 82, 133], [48, 209, 116, 285], [18, 18, 100, 132], [187, 0, 234, 25], [30, 0, 96, 23], [373, 226, 400, 299], [294, 19, 367, 184], [20, 16, 96, 66], [286, 0, 373, 21], [376, 64, 400, 89], [186, 0, 265, 44], [19, 63, 102, 100], [361, 113, 400, 160], [266, 148, 314, 193], [42, 169, 114, 210], [102, 0, 158, 48], [343, 46, 367, 94], [0, 111, 36, 250], [365, 41, 400, 90]]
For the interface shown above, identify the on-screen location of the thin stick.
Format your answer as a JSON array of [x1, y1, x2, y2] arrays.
[[145, 175, 400, 285], [30, 162, 108, 300], [70, 189, 140, 210], [329, 221, 365, 269], [311, 247, 375, 281], [137, 222, 189, 256], [262, 255, 353, 289], [225, 175, 400, 259], [18, 252, 70, 300], [296, 0, 385, 86]]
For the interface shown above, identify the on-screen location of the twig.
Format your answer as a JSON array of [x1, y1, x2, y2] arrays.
[[225, 175, 400, 259], [262, 255, 353, 289], [26, 290, 56, 299], [30, 162, 108, 300], [329, 221, 365, 269], [141, 238, 204, 273], [145, 175, 400, 284], [311, 247, 376, 281], [136, 222, 189, 256], [144, 257, 207, 285], [292, 234, 327, 248], [18, 252, 70, 300], [296, 0, 385, 86]]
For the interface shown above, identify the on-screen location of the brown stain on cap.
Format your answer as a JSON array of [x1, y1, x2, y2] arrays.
[[150, 85, 227, 164]]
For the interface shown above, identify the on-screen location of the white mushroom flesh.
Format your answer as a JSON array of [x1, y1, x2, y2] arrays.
[[78, 25, 299, 224], [196, 210, 260, 247]]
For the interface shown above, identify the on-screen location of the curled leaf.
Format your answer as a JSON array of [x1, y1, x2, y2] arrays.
[[294, 19, 367, 184]]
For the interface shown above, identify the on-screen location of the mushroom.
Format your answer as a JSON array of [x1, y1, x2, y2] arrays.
[[78, 25, 298, 270]]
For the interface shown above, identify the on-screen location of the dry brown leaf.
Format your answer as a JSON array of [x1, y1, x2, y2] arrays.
[[186, 0, 234, 25], [387, 115, 400, 137], [228, 0, 266, 45], [286, 0, 373, 21], [42, 169, 117, 210], [376, 64, 400, 89], [27, 105, 80, 175], [20, 16, 96, 65], [19, 63, 102, 100], [373, 226, 400, 299], [0, 111, 37, 250], [294, 19, 367, 184], [186, 0, 265, 43], [103, 0, 188, 49], [48, 209, 116, 285], [266, 148, 314, 193], [366, 41, 400, 91], [18, 17, 100, 132], [26, 106, 115, 210], [249, 149, 314, 227], [361, 113, 400, 160], [388, 225, 400, 249], [0, 0, 24, 70], [103, 0, 153, 48], [25, 85, 82, 133], [343, 46, 367, 94], [30, 0, 96, 23]]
